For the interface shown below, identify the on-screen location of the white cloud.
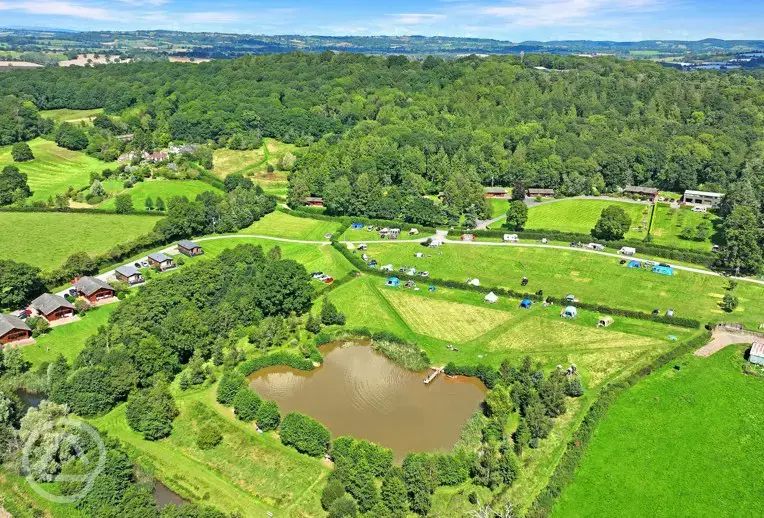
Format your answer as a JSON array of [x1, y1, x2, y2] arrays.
[[117, 0, 170, 6], [0, 1, 113, 20], [392, 13, 447, 25], [179, 11, 240, 24], [478, 0, 660, 27]]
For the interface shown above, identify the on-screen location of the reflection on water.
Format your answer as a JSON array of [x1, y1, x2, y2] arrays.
[[248, 343, 486, 460], [15, 388, 43, 409]]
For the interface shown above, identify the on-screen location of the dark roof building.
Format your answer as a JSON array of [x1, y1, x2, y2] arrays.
[[148, 252, 176, 271], [305, 196, 324, 207], [178, 240, 203, 256], [31, 294, 75, 321], [528, 188, 555, 197], [115, 264, 144, 285], [624, 185, 659, 201], [74, 277, 114, 297], [0, 314, 32, 344], [483, 187, 508, 198]]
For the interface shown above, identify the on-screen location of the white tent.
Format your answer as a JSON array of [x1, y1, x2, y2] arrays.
[[503, 234, 519, 242], [468, 278, 481, 287], [484, 292, 498, 304], [619, 246, 636, 256]]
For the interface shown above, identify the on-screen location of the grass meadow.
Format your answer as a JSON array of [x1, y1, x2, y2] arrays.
[[0, 138, 107, 201], [361, 241, 764, 329], [236, 210, 342, 241], [524, 199, 650, 239], [98, 179, 221, 211], [649, 203, 721, 251], [553, 345, 764, 517], [40, 108, 104, 124], [0, 211, 161, 270]]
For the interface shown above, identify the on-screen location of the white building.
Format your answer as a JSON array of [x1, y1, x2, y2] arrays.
[[683, 190, 724, 208]]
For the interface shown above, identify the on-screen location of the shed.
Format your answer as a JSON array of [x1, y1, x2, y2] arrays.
[[386, 277, 401, 288], [519, 299, 533, 309], [503, 234, 519, 243], [74, 276, 115, 303], [651, 265, 674, 276], [627, 260, 642, 269], [597, 316, 613, 327], [177, 240, 203, 257], [468, 278, 481, 287], [484, 292, 499, 304], [31, 294, 75, 322], [750, 342, 764, 366], [0, 314, 32, 344], [561, 306, 578, 319], [619, 247, 636, 256]]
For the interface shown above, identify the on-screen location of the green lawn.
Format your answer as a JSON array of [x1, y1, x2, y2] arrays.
[[649, 203, 721, 251], [553, 345, 764, 517], [90, 384, 328, 517], [22, 303, 118, 367], [237, 210, 342, 241], [489, 198, 510, 218], [39, 108, 103, 124], [0, 138, 108, 201], [361, 241, 764, 329], [0, 211, 161, 270], [97, 179, 221, 211], [525, 199, 650, 239]]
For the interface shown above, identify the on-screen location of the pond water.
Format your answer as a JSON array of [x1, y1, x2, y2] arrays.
[[14, 388, 43, 409], [153, 481, 188, 508], [248, 342, 486, 460]]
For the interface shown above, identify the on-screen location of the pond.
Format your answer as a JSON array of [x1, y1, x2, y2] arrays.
[[248, 342, 486, 460], [153, 481, 188, 508]]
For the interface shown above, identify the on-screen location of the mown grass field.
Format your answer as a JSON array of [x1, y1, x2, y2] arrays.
[[489, 197, 510, 218], [0, 138, 107, 201], [90, 383, 328, 517], [212, 147, 266, 178], [40, 108, 103, 124], [237, 210, 342, 241], [98, 179, 221, 211], [340, 226, 429, 242], [649, 203, 721, 251], [0, 211, 161, 270], [362, 242, 764, 329], [525, 199, 650, 239], [553, 345, 764, 517]]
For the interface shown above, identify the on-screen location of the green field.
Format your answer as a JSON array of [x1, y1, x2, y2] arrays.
[[40, 108, 104, 124], [649, 203, 721, 251], [0, 211, 161, 270], [553, 345, 764, 517], [212, 147, 267, 178], [340, 226, 429, 242], [237, 210, 343, 241], [0, 138, 108, 201], [98, 179, 220, 211], [524, 199, 650, 239], [489, 197, 510, 218], [361, 241, 764, 329], [91, 384, 328, 517]]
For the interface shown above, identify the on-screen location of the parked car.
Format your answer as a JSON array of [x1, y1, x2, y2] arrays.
[[323, 277, 334, 284], [18, 309, 31, 320]]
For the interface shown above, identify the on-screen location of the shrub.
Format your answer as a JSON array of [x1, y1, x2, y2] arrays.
[[280, 412, 331, 457], [232, 388, 261, 422], [216, 370, 245, 406], [125, 382, 178, 440], [11, 142, 34, 162], [196, 423, 222, 450], [238, 351, 314, 376], [566, 378, 584, 397], [255, 400, 281, 431], [321, 479, 346, 511], [328, 494, 358, 518]]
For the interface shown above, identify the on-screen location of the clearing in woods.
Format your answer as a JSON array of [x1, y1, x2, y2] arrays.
[[39, 108, 104, 124], [97, 179, 222, 211]]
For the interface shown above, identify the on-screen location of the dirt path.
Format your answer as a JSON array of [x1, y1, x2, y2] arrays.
[[694, 329, 760, 357]]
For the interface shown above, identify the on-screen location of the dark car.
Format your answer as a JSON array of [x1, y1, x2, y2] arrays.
[[521, 277, 529, 286], [18, 309, 32, 320]]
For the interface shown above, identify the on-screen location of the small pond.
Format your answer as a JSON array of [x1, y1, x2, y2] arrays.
[[248, 342, 486, 460], [153, 481, 188, 508]]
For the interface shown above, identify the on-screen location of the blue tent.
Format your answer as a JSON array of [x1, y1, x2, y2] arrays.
[[428, 285, 436, 292], [627, 260, 642, 269], [652, 265, 674, 276], [519, 299, 533, 309], [386, 277, 401, 287], [351, 222, 364, 230]]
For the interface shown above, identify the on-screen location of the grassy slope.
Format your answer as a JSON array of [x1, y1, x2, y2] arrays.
[[90, 384, 328, 517], [98, 179, 220, 211], [40, 108, 103, 124], [0, 212, 161, 271], [236, 210, 342, 241], [553, 345, 764, 517], [362, 242, 764, 329], [0, 138, 107, 201], [212, 147, 266, 178], [525, 199, 650, 239], [649, 203, 721, 251]]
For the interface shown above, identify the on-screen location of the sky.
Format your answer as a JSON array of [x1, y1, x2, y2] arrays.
[[0, 0, 762, 41]]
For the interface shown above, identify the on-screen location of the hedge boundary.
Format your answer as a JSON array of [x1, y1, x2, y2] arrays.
[[331, 241, 701, 329], [238, 351, 315, 376], [281, 206, 437, 235], [525, 330, 712, 518]]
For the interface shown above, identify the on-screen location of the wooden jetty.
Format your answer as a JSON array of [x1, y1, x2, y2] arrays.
[[423, 366, 445, 385]]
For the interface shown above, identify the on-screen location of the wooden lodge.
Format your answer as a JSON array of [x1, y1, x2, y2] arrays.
[[527, 188, 555, 198], [31, 293, 75, 322], [305, 196, 324, 207], [483, 187, 508, 198], [0, 314, 32, 345], [115, 265, 144, 285], [74, 277, 116, 303], [148, 252, 176, 271], [623, 185, 659, 202], [178, 240, 203, 257]]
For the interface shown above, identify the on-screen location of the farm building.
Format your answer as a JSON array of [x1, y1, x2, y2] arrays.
[[115, 265, 144, 285], [519, 299, 533, 309], [0, 314, 32, 345], [619, 247, 636, 256], [31, 294, 75, 322], [503, 234, 519, 242], [597, 316, 614, 327], [623, 185, 659, 201], [627, 260, 642, 269], [683, 190, 724, 208], [386, 277, 401, 288], [305, 196, 324, 207], [651, 265, 674, 276], [561, 306, 578, 319], [749, 342, 764, 366], [527, 188, 555, 198], [484, 292, 499, 304], [74, 277, 115, 303], [178, 240, 203, 257], [148, 252, 176, 271], [484, 187, 508, 198]]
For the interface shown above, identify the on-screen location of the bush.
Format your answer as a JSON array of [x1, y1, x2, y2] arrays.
[[238, 351, 314, 376], [125, 382, 178, 440], [232, 388, 261, 422], [280, 412, 331, 457], [216, 370, 245, 405], [255, 400, 281, 431], [321, 479, 346, 511], [196, 423, 222, 450], [11, 142, 34, 162], [328, 494, 358, 518]]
